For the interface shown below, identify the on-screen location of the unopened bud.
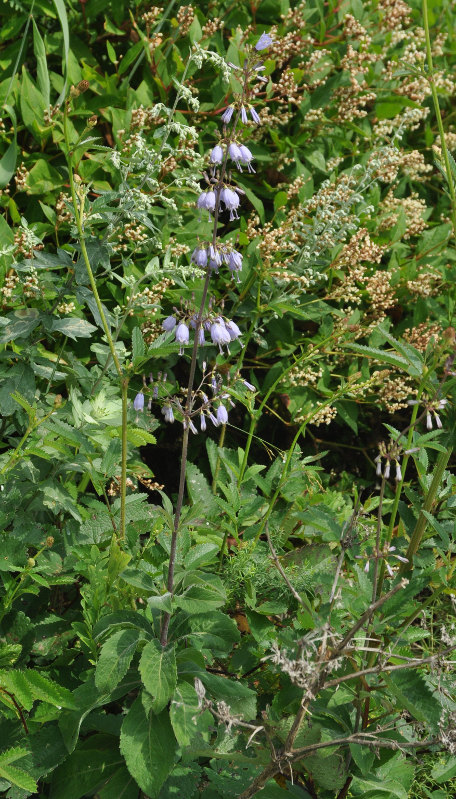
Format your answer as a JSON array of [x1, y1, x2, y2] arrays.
[[27, 558, 36, 568], [46, 536, 55, 547], [77, 80, 90, 93]]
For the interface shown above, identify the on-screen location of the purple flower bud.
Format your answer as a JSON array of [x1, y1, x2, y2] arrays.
[[209, 411, 219, 426], [189, 419, 197, 434], [364, 560, 370, 574], [210, 144, 224, 164], [200, 413, 207, 432], [134, 393, 144, 412], [243, 380, 256, 392], [225, 319, 241, 340], [434, 412, 442, 429], [228, 142, 243, 169], [255, 32, 273, 50], [426, 412, 433, 430], [384, 461, 390, 479], [198, 327, 205, 345], [238, 144, 255, 172], [250, 106, 261, 124], [395, 461, 402, 482], [162, 404, 174, 423], [376, 459, 382, 477], [241, 106, 248, 124], [191, 247, 208, 267], [162, 315, 176, 332], [217, 405, 228, 425], [221, 105, 234, 124]]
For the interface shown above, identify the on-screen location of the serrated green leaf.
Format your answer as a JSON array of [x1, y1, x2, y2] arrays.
[[95, 628, 142, 693], [0, 762, 37, 793], [120, 696, 177, 797], [139, 640, 177, 714], [0, 669, 76, 711], [125, 427, 157, 446]]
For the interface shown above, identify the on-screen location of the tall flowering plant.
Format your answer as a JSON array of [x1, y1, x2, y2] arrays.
[[157, 31, 274, 646]]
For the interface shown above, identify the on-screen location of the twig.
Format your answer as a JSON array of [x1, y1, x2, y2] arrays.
[[265, 523, 306, 607]]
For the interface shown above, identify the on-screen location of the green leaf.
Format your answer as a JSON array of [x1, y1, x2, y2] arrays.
[[120, 695, 177, 797], [27, 158, 64, 193], [95, 628, 142, 693], [139, 640, 177, 714], [431, 756, 456, 783], [49, 734, 127, 799], [0, 669, 77, 711], [32, 19, 50, 108], [170, 682, 201, 747], [345, 343, 412, 373], [51, 317, 97, 340], [0, 105, 17, 188], [0, 760, 37, 793], [187, 611, 240, 656], [385, 670, 441, 729], [52, 0, 70, 104], [199, 672, 256, 719], [132, 326, 145, 362]]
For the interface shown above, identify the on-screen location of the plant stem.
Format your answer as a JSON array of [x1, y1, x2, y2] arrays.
[[423, 0, 456, 237], [401, 447, 452, 570], [63, 100, 128, 539]]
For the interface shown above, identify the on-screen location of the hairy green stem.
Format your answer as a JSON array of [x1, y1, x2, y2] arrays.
[[423, 0, 456, 237], [401, 447, 452, 570], [63, 101, 128, 539]]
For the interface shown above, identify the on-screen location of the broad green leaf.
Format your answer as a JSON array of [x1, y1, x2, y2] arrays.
[[170, 682, 202, 747], [385, 670, 442, 729], [95, 628, 142, 693], [32, 19, 50, 108], [49, 734, 126, 799], [187, 611, 240, 656], [199, 672, 256, 719], [132, 326, 145, 361], [139, 640, 177, 714], [52, 0, 69, 104], [51, 317, 97, 340], [0, 669, 76, 711], [120, 695, 177, 797], [0, 105, 17, 188]]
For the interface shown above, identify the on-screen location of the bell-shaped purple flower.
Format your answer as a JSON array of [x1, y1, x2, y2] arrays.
[[221, 105, 234, 124], [198, 327, 205, 345], [217, 405, 228, 425], [162, 315, 176, 332], [255, 32, 273, 50], [239, 144, 255, 172], [228, 142, 242, 169], [210, 320, 231, 352], [220, 187, 240, 220], [175, 322, 189, 354], [250, 106, 261, 124], [228, 250, 243, 272], [134, 392, 145, 412], [210, 144, 223, 164], [191, 247, 208, 267], [225, 319, 241, 340]]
